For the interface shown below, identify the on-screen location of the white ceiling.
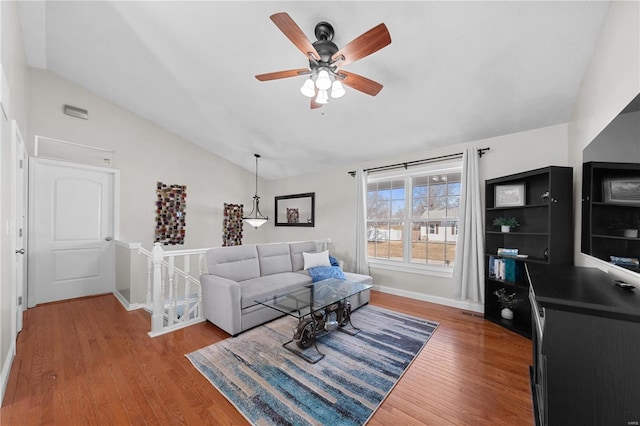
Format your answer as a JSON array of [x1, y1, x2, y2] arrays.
[[18, 1, 611, 180]]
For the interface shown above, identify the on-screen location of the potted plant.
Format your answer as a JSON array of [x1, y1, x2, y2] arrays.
[[494, 288, 523, 320], [608, 213, 640, 238], [492, 216, 519, 233]]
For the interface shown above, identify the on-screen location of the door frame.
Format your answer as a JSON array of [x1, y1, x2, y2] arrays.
[[11, 120, 26, 334], [28, 157, 120, 307]]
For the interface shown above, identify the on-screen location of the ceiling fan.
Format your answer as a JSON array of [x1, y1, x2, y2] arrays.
[[255, 12, 392, 109]]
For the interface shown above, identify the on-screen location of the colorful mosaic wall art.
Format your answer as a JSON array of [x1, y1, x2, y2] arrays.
[[155, 182, 187, 245], [223, 203, 243, 246]]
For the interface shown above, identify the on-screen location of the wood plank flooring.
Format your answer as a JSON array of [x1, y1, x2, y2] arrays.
[[1, 291, 533, 425]]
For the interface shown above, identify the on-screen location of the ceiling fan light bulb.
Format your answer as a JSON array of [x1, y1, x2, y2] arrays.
[[316, 89, 329, 104], [331, 80, 345, 98], [300, 79, 315, 97], [315, 70, 332, 90]]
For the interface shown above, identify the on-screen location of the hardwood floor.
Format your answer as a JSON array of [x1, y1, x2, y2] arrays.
[[1, 291, 533, 425]]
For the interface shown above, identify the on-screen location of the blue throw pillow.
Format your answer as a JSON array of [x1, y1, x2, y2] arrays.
[[328, 255, 340, 267], [308, 265, 346, 282]]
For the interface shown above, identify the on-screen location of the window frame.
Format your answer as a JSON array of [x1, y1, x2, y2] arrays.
[[366, 160, 463, 277]]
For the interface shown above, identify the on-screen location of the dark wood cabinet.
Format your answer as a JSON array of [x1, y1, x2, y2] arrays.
[[582, 162, 640, 272], [527, 264, 640, 426], [484, 166, 573, 338]]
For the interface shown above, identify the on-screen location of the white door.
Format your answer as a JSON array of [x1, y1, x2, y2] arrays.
[[29, 158, 118, 306], [12, 121, 26, 332]]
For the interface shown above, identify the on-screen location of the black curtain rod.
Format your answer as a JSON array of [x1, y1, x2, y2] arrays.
[[348, 147, 490, 176]]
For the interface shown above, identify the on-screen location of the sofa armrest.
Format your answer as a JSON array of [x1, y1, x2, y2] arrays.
[[200, 274, 242, 336]]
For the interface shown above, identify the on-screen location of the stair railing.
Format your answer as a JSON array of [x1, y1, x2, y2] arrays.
[[140, 243, 209, 337]]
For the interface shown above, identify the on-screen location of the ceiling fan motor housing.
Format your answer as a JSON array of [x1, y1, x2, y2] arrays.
[[311, 22, 339, 66]]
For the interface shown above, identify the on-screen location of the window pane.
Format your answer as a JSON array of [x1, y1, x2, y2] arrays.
[[412, 199, 427, 219], [367, 222, 403, 261], [409, 220, 458, 266], [368, 195, 390, 219], [391, 200, 405, 218], [428, 197, 447, 218], [411, 222, 427, 264], [388, 222, 404, 261], [448, 181, 461, 196], [447, 196, 460, 218]]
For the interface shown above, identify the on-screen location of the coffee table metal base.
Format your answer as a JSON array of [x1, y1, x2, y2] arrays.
[[282, 321, 361, 364]]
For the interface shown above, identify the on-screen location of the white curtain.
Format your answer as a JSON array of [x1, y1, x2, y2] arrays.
[[452, 148, 485, 302], [354, 168, 369, 274]]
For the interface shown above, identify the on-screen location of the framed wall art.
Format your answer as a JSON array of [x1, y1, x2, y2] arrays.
[[275, 192, 315, 227], [603, 177, 640, 205], [495, 183, 526, 207]]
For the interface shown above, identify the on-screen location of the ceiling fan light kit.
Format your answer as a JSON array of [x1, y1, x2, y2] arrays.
[[255, 13, 391, 109]]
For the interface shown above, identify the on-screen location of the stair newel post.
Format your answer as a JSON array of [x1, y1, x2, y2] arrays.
[[151, 242, 165, 335]]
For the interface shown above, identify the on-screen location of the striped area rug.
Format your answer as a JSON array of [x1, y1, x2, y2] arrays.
[[186, 305, 438, 425]]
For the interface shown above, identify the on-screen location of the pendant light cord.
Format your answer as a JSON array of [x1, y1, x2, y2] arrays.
[[254, 154, 260, 197]]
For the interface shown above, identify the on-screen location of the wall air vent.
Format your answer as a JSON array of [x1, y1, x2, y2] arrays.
[[63, 104, 88, 120]]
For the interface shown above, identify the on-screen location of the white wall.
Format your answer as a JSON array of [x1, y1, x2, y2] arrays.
[[0, 0, 29, 403], [568, 0, 640, 282], [27, 69, 267, 251], [266, 123, 569, 306]]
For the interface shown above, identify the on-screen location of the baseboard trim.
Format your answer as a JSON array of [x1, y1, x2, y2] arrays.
[[113, 291, 147, 311], [1, 340, 16, 405], [372, 284, 484, 313]]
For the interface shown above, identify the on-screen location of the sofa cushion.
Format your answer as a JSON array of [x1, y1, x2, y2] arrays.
[[240, 272, 312, 309], [303, 250, 331, 270], [257, 243, 293, 276], [289, 241, 318, 271], [206, 245, 260, 282]]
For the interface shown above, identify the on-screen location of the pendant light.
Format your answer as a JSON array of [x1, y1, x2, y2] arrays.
[[242, 154, 269, 228]]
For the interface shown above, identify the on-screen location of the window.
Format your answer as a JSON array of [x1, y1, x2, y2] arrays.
[[366, 163, 462, 271]]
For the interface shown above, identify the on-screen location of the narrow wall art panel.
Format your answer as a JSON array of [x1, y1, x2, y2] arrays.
[[223, 203, 244, 246], [155, 182, 187, 245]]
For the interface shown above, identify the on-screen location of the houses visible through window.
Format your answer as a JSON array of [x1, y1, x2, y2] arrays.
[[366, 163, 462, 269]]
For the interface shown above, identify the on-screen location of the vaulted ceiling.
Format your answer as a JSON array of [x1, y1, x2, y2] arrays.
[[18, 1, 611, 179]]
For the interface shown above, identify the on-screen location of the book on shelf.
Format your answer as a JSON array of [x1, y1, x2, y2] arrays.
[[497, 247, 519, 257], [488, 255, 524, 282]]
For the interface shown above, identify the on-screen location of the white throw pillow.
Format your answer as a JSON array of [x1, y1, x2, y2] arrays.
[[303, 250, 331, 270]]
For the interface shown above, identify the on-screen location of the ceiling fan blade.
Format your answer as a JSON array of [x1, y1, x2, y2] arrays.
[[339, 71, 384, 96], [331, 23, 391, 67], [310, 86, 322, 109], [270, 13, 320, 61], [255, 68, 311, 82]]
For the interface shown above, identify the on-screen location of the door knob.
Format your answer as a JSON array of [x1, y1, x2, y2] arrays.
[[105, 236, 113, 241], [16, 249, 25, 254]]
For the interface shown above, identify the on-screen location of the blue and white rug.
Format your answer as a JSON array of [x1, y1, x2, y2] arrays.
[[186, 305, 438, 425]]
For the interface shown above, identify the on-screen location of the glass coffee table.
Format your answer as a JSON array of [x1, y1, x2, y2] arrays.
[[255, 278, 372, 363]]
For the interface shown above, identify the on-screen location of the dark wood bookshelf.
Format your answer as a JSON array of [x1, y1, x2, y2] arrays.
[[484, 166, 573, 338]]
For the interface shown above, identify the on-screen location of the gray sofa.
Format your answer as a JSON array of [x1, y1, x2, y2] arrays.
[[200, 241, 372, 336]]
